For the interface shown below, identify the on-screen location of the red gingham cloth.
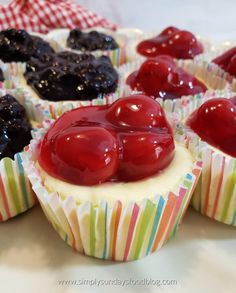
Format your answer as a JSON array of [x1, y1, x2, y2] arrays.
[[0, 0, 116, 33]]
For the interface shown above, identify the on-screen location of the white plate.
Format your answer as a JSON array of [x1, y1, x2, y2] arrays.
[[0, 206, 235, 293]]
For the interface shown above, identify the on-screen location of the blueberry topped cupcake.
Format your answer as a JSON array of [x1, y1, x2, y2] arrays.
[[23, 94, 201, 260], [0, 29, 54, 63], [67, 28, 119, 52], [23, 51, 119, 102], [0, 90, 36, 222], [47, 27, 128, 66], [0, 94, 32, 159]]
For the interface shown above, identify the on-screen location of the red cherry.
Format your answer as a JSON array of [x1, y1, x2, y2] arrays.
[[137, 26, 203, 59], [39, 126, 119, 185], [159, 26, 180, 37], [126, 56, 207, 99], [118, 131, 175, 181], [186, 97, 236, 157], [39, 94, 175, 185], [212, 47, 236, 71], [106, 94, 171, 130]]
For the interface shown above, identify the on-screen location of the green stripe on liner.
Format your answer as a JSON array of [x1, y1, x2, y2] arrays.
[[16, 153, 29, 210], [4, 158, 21, 214], [102, 203, 108, 260], [133, 200, 155, 260], [221, 161, 236, 223], [146, 196, 165, 256], [90, 206, 96, 257]]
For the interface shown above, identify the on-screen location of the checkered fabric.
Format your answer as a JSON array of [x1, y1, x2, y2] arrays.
[[0, 0, 116, 33]]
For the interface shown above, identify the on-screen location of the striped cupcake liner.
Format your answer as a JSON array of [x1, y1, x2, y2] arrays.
[[118, 58, 231, 117], [2, 62, 126, 123], [175, 93, 236, 226], [0, 87, 38, 222], [46, 28, 130, 66], [0, 153, 37, 222], [125, 30, 212, 63], [22, 121, 202, 261]]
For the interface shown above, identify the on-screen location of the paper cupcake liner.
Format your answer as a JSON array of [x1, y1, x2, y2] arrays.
[[46, 28, 132, 66], [118, 58, 231, 117], [22, 121, 202, 261], [125, 30, 212, 63], [2, 62, 126, 122], [175, 92, 236, 226], [0, 87, 38, 222]]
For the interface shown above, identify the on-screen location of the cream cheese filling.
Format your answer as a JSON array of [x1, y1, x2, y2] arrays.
[[37, 143, 194, 206]]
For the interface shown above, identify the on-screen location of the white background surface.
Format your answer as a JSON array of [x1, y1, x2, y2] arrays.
[[0, 1, 236, 293]]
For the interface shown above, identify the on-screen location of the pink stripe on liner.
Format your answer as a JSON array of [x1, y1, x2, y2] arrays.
[[212, 157, 226, 218], [0, 175, 11, 221], [163, 188, 186, 243], [111, 201, 122, 261], [203, 152, 213, 215], [123, 204, 140, 262]]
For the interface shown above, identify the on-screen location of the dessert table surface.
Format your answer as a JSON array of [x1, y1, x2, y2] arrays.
[[0, 1, 236, 292]]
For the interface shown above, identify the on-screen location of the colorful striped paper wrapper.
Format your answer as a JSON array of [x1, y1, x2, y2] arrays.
[[2, 62, 126, 123], [125, 31, 212, 64], [22, 121, 202, 261], [0, 152, 37, 222], [118, 58, 231, 117], [46, 28, 129, 66], [175, 92, 236, 226]]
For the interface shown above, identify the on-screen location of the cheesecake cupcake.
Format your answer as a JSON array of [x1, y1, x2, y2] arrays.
[[47, 27, 130, 66], [0, 89, 37, 222], [126, 26, 210, 63], [9, 51, 121, 122], [23, 94, 201, 261], [176, 91, 236, 226], [119, 55, 229, 115], [211, 46, 236, 91]]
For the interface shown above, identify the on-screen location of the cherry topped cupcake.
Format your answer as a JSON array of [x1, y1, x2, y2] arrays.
[[178, 93, 236, 226], [23, 94, 201, 260], [0, 29, 54, 63], [212, 47, 236, 78], [126, 56, 207, 100], [126, 26, 205, 62]]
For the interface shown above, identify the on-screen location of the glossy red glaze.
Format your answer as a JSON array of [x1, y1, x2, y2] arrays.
[[212, 47, 236, 77], [39, 94, 175, 186], [126, 56, 207, 100], [186, 97, 236, 157], [137, 26, 204, 59]]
